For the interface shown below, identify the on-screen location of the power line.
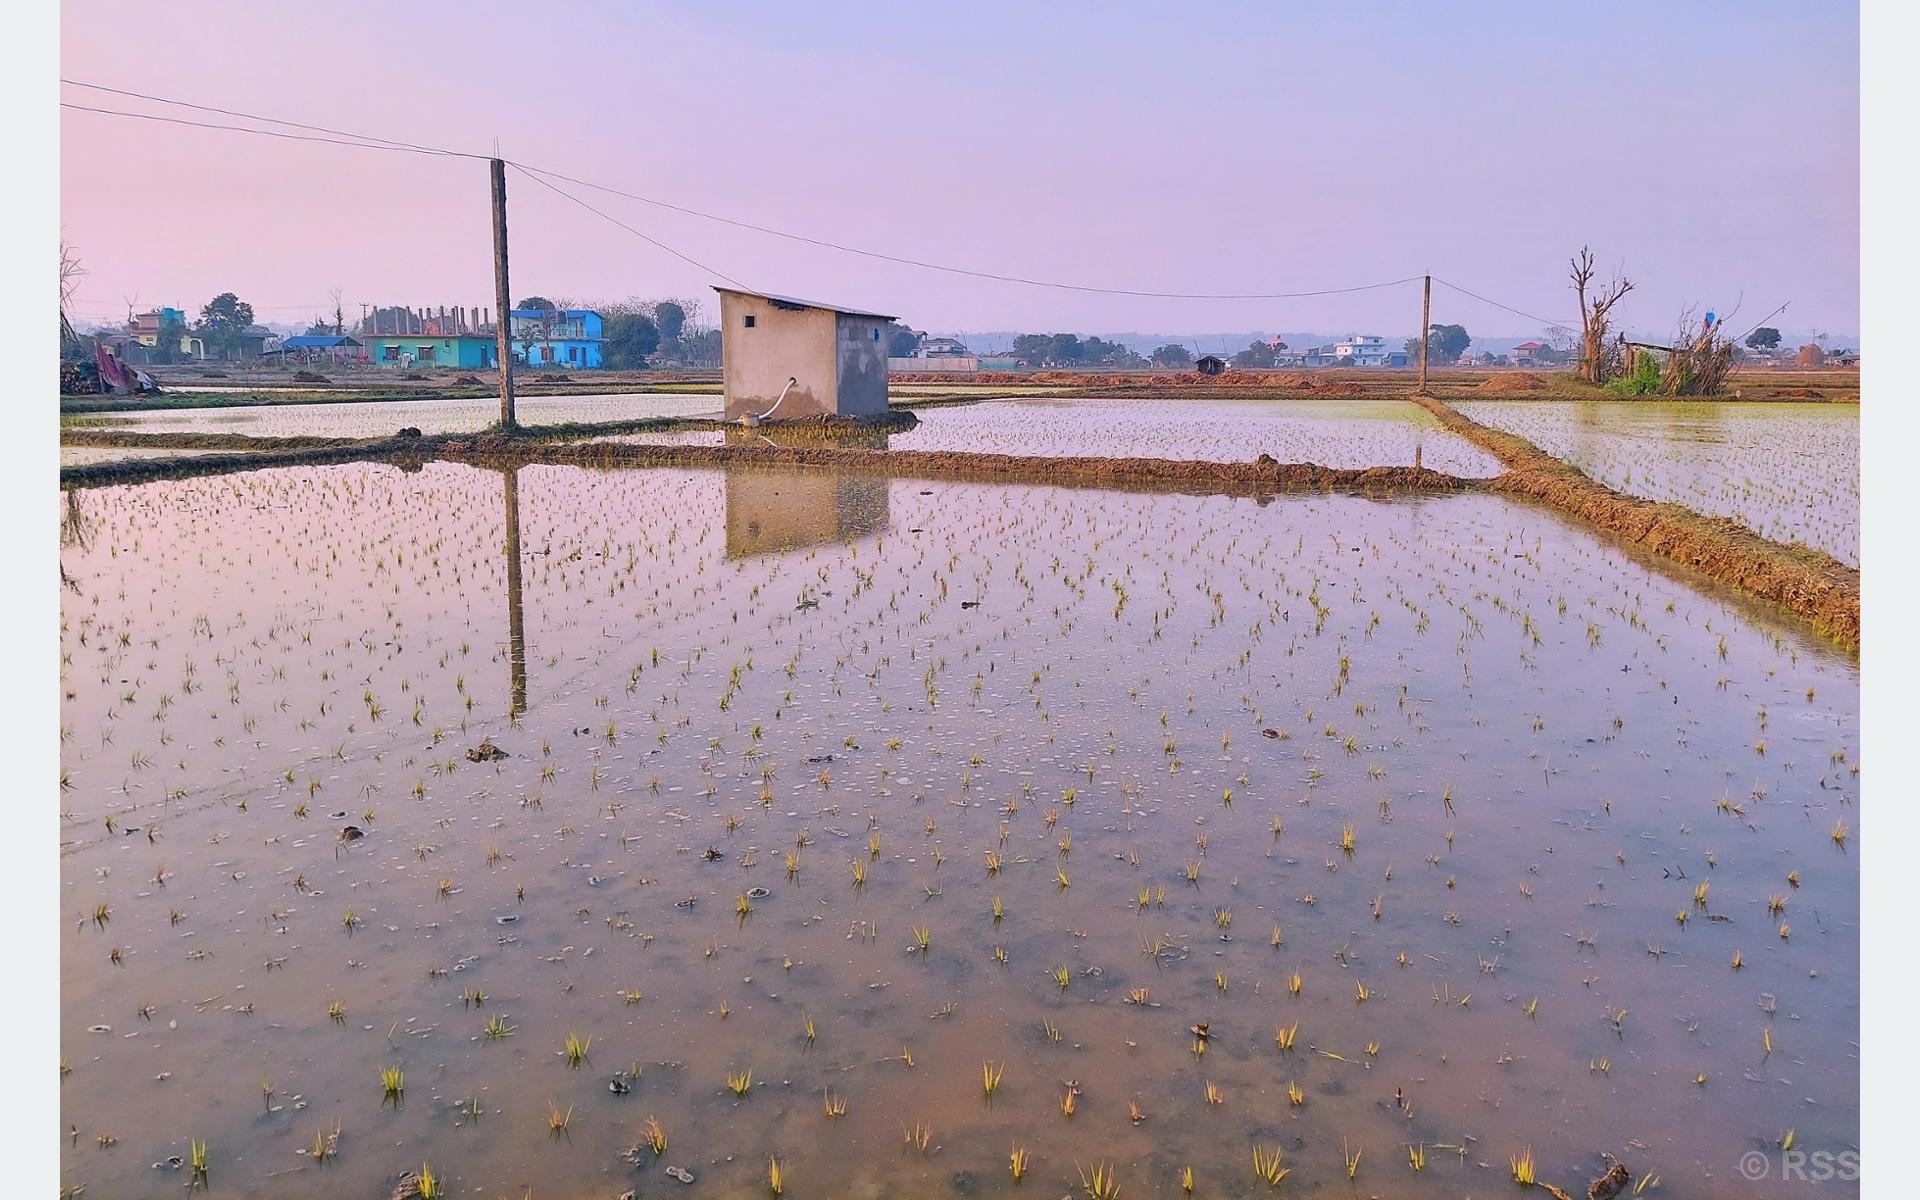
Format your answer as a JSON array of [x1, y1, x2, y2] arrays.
[[510, 162, 1423, 302], [61, 79, 482, 159], [507, 164, 750, 291], [1431, 276, 1580, 329], [61, 81, 1425, 304], [59, 102, 470, 159]]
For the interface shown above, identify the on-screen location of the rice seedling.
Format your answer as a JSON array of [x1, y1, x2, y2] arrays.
[[1252, 1144, 1289, 1187], [308, 1122, 340, 1166], [1077, 1160, 1120, 1199], [1510, 1148, 1536, 1185], [546, 1101, 573, 1138], [1010, 1144, 1029, 1181], [982, 1059, 1004, 1098], [1287, 1080, 1305, 1106], [726, 1067, 754, 1097], [904, 1120, 934, 1152], [484, 1015, 516, 1040], [1275, 1021, 1298, 1051], [1408, 1142, 1426, 1171], [823, 1091, 847, 1118], [1054, 965, 1072, 990], [380, 1066, 405, 1106], [768, 1156, 785, 1196], [188, 1138, 209, 1187]]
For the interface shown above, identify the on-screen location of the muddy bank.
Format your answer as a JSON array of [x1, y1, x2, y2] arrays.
[[436, 433, 1475, 496], [1409, 392, 1860, 647]]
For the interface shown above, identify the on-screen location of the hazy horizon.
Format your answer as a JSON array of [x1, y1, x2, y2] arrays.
[[60, 2, 1859, 341]]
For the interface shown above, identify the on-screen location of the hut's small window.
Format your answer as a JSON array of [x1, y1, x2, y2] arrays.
[[744, 315, 756, 329], [872, 328, 881, 341]]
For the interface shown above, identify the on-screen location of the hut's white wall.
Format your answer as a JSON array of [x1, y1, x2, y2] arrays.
[[718, 293, 840, 420]]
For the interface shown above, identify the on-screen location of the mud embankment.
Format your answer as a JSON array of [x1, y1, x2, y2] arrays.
[[1409, 393, 1860, 648], [436, 433, 1475, 498]]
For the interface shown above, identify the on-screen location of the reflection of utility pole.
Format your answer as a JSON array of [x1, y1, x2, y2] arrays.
[[502, 466, 527, 716]]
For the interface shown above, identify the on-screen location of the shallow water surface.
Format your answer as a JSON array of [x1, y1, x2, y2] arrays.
[[1454, 400, 1859, 563], [59, 462, 1856, 1199], [66, 392, 721, 439], [598, 397, 1507, 476]]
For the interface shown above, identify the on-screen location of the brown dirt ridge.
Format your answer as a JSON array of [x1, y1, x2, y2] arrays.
[[1408, 393, 1859, 648]]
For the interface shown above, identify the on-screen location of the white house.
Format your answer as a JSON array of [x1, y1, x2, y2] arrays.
[[1333, 335, 1390, 367]]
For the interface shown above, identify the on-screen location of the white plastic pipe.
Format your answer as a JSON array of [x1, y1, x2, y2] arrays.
[[744, 376, 799, 427]]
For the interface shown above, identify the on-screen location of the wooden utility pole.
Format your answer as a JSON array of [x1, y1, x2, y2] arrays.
[[1417, 274, 1432, 393], [490, 158, 516, 428]]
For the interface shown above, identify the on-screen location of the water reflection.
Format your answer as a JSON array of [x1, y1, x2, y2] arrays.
[[724, 463, 890, 557], [501, 466, 528, 715]]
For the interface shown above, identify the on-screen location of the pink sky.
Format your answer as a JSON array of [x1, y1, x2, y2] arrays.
[[60, 1, 1859, 340]]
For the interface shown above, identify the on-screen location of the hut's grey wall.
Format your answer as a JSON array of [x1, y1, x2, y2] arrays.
[[718, 293, 840, 420], [834, 314, 890, 417]]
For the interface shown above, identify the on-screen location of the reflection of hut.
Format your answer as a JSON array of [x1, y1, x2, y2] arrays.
[[1195, 355, 1226, 376], [725, 468, 890, 558]]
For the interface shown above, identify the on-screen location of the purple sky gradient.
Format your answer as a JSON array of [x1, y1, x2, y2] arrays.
[[60, 1, 1858, 339]]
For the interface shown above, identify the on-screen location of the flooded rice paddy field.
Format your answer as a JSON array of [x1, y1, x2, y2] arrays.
[[595, 397, 1507, 477], [59, 445, 233, 468], [59, 461, 1856, 1199], [63, 393, 721, 439], [1452, 401, 1860, 565]]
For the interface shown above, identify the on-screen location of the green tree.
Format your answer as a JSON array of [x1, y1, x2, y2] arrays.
[[515, 296, 555, 313], [653, 301, 687, 344], [1422, 323, 1471, 364], [194, 292, 255, 358], [602, 312, 660, 369], [886, 322, 922, 357], [1150, 343, 1193, 367], [1047, 333, 1084, 364], [1233, 340, 1277, 369], [1744, 326, 1782, 352], [1010, 333, 1054, 364]]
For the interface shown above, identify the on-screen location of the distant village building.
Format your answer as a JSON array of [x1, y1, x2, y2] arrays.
[[510, 308, 604, 368], [280, 334, 363, 366], [1333, 334, 1390, 367], [365, 333, 499, 369], [887, 334, 979, 372], [715, 287, 894, 422], [1195, 355, 1227, 376], [1511, 340, 1549, 367]]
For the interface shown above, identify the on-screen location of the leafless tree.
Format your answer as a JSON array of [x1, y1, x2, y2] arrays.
[[328, 287, 346, 336], [60, 239, 87, 308], [1570, 247, 1633, 384]]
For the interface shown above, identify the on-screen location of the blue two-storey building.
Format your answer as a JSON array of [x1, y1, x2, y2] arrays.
[[509, 308, 604, 368]]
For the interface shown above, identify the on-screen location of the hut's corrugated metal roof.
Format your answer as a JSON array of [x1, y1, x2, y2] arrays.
[[713, 287, 896, 321]]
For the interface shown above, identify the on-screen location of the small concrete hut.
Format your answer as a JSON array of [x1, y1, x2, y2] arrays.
[[714, 287, 896, 422]]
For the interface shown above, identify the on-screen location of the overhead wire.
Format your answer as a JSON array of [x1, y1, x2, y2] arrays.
[[65, 79, 1734, 331]]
